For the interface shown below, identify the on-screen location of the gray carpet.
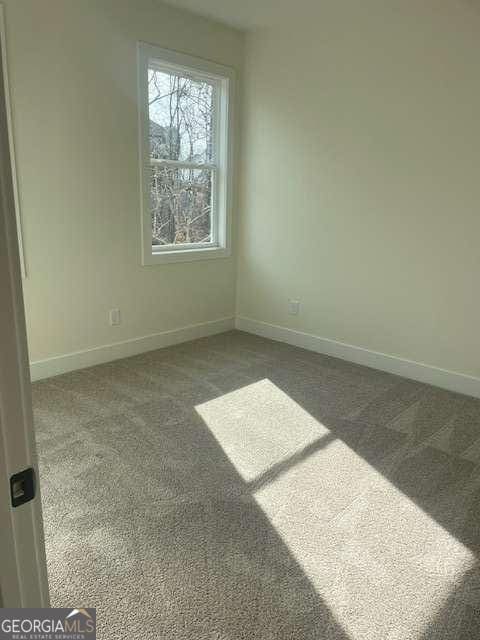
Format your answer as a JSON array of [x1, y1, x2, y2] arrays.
[[33, 330, 480, 639]]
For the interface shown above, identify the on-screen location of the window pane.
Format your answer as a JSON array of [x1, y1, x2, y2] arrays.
[[148, 68, 215, 164], [150, 166, 213, 246]]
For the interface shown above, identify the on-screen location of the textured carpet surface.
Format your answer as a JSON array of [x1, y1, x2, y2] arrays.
[[33, 330, 480, 639]]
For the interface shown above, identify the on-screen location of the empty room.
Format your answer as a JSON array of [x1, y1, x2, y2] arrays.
[[0, 0, 479, 638]]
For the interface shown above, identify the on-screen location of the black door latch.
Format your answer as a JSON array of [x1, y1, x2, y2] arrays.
[[10, 467, 35, 507]]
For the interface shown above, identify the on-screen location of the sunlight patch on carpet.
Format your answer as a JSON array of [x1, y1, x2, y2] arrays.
[[196, 378, 475, 640]]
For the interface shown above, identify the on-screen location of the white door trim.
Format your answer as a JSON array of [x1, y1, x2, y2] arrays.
[[0, 4, 26, 278], [0, 6, 49, 606]]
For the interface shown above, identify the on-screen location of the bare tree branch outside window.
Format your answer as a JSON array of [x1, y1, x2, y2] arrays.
[[148, 69, 215, 246]]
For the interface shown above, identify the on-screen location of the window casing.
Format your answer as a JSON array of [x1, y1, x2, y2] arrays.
[[137, 43, 234, 265]]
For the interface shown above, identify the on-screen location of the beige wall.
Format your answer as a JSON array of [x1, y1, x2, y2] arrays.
[[4, 0, 480, 381], [237, 0, 480, 379], [2, 0, 243, 362]]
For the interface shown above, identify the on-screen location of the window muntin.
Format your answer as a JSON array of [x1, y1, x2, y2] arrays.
[[138, 44, 233, 264]]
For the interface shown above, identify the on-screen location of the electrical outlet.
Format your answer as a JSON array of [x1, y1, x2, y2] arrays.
[[109, 308, 121, 326], [288, 299, 300, 315]]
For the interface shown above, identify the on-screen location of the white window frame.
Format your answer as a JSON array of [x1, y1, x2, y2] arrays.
[[137, 42, 234, 265]]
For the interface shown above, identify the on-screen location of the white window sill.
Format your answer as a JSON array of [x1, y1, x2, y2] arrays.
[[143, 245, 231, 265]]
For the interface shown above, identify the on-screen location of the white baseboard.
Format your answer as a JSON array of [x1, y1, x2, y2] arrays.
[[30, 313, 480, 399], [235, 316, 480, 399], [30, 316, 235, 382]]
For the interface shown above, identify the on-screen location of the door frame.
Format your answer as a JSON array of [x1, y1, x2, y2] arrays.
[[0, 3, 49, 607]]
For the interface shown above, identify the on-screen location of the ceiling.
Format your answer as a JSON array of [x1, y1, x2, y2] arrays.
[[160, 0, 480, 31], [159, 0, 310, 31]]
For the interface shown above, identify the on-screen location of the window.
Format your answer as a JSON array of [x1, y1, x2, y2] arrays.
[[137, 43, 234, 264]]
